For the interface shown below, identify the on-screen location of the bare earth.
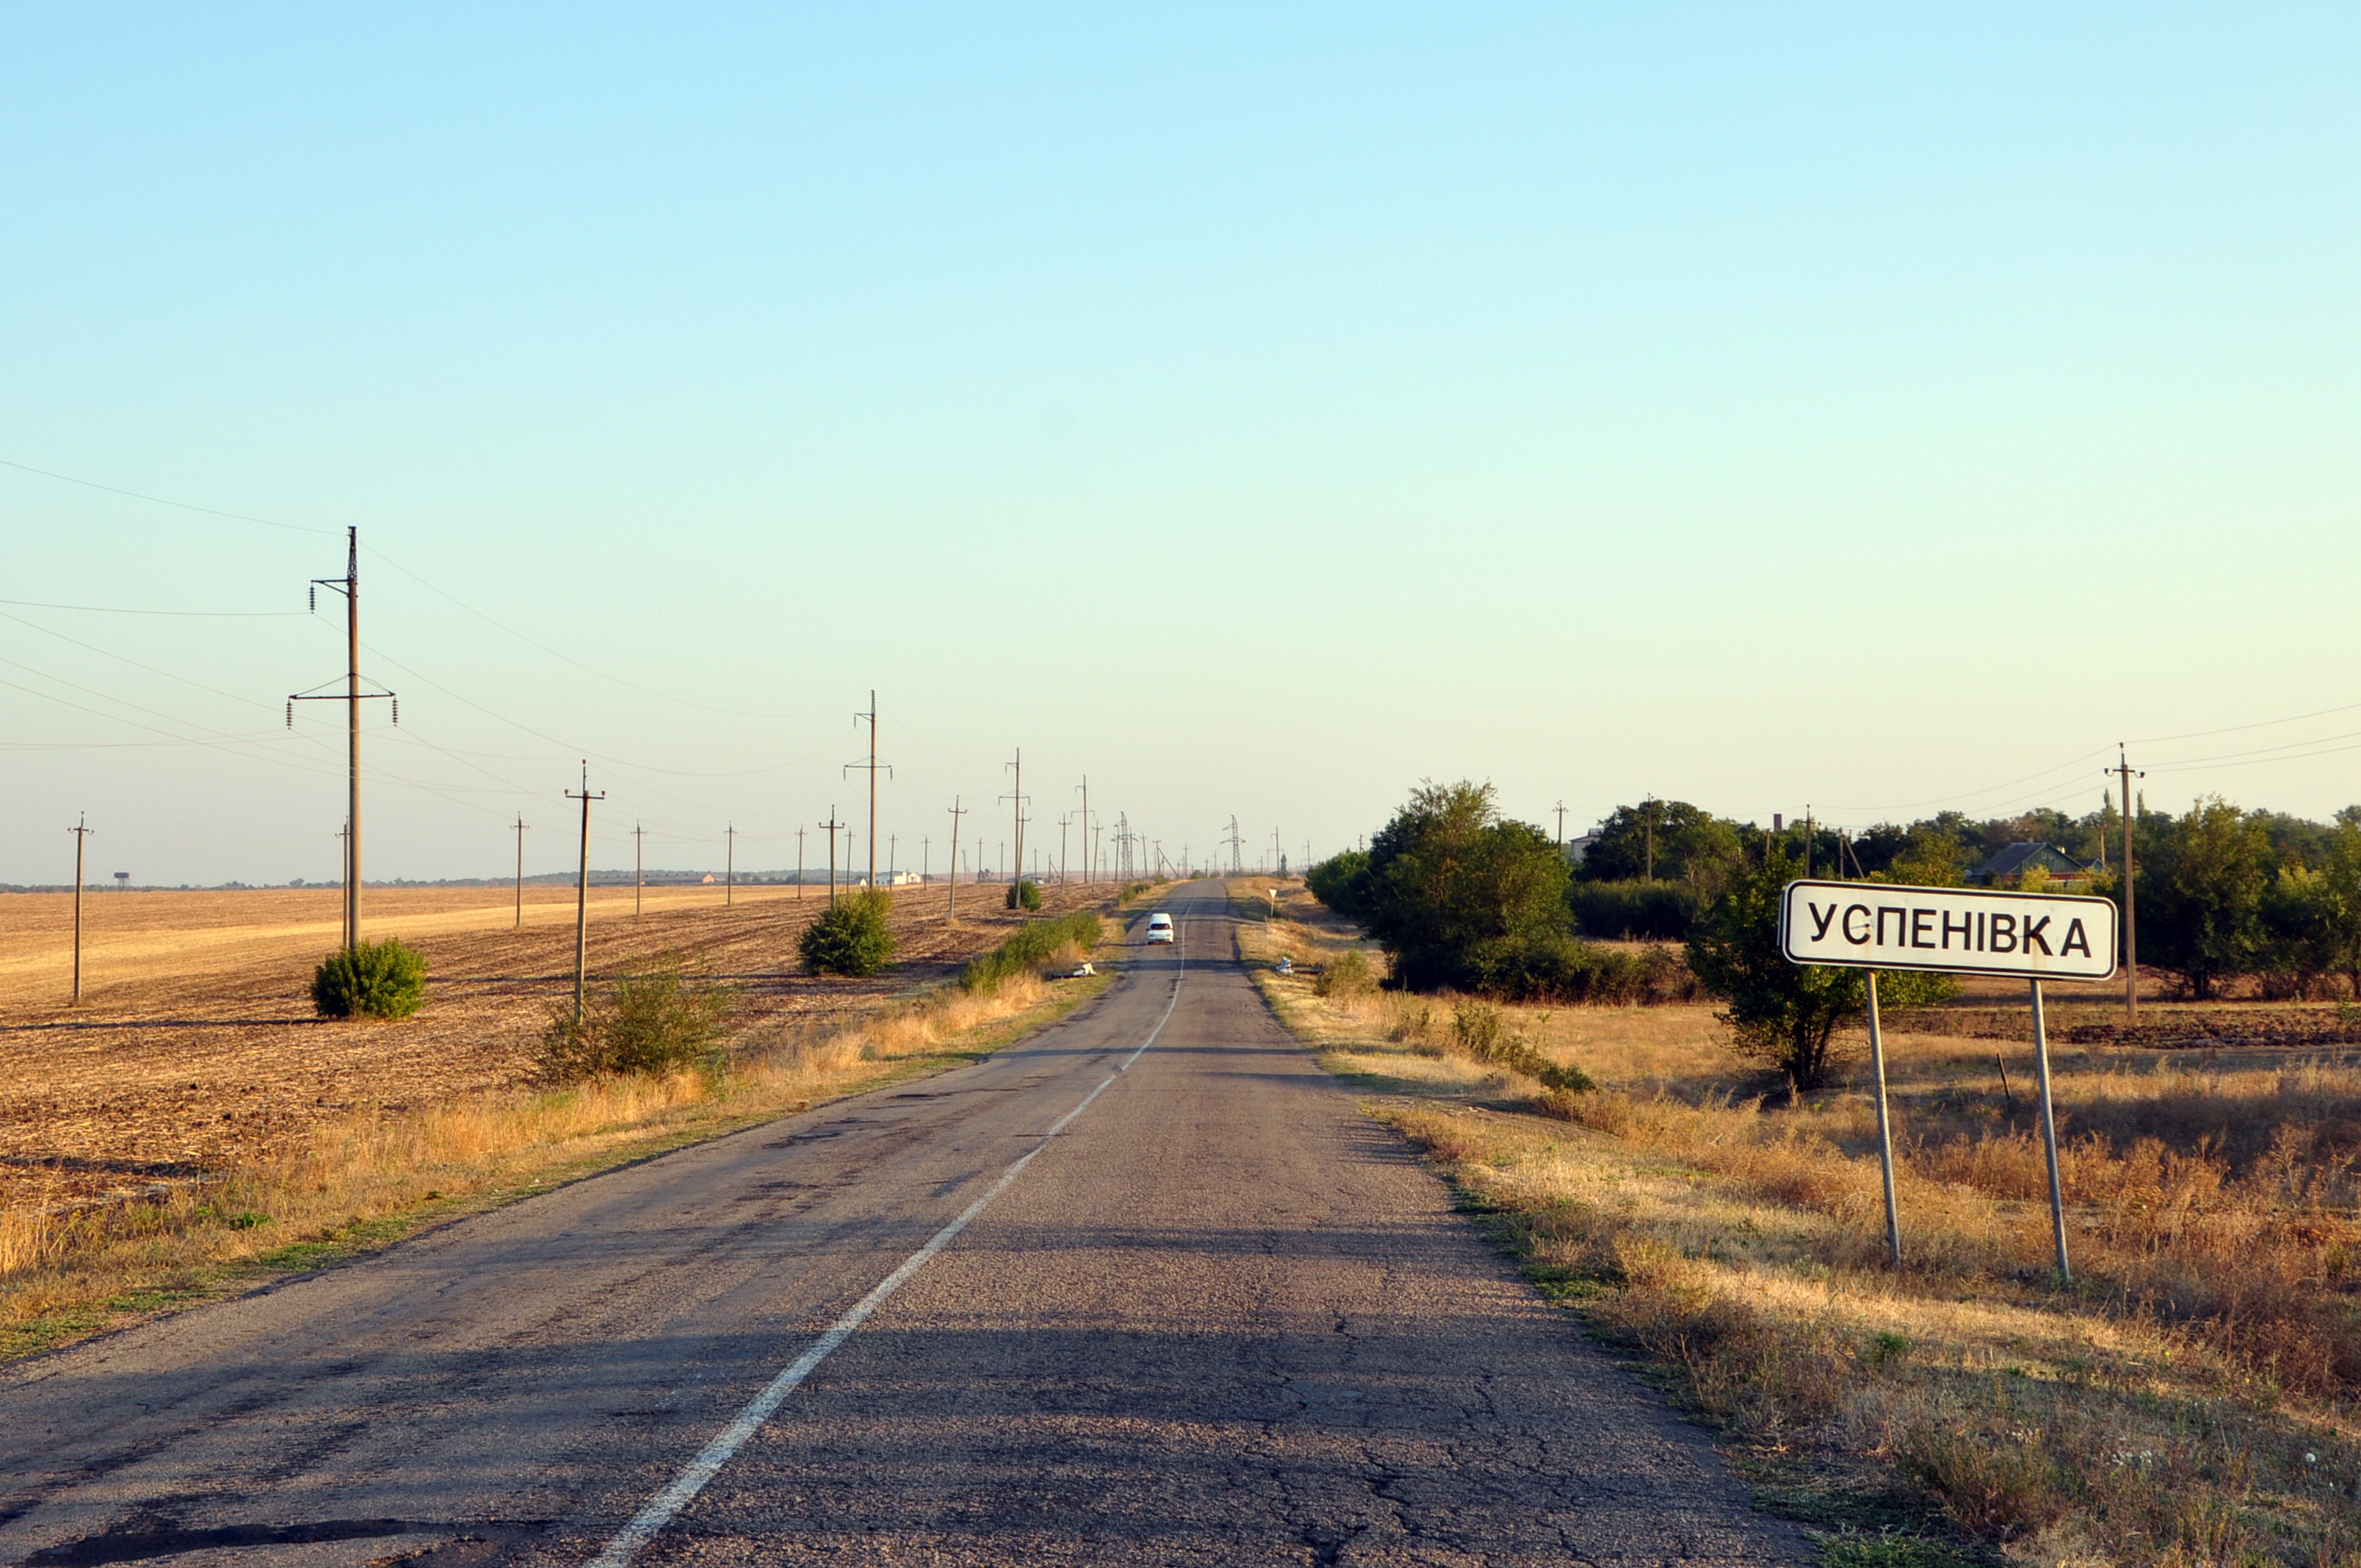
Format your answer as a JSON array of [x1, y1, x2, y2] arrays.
[[0, 880, 1106, 1212]]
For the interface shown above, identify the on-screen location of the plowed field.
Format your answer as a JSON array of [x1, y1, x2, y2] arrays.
[[0, 879, 1117, 1212]]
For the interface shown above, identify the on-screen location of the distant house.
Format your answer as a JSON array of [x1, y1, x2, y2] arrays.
[[1968, 843, 2093, 888], [1562, 830, 1602, 867]]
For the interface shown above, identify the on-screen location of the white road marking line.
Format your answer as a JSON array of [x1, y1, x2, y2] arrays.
[[584, 939, 1189, 1568]]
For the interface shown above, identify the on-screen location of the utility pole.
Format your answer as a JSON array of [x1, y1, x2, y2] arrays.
[[921, 836, 929, 884], [1805, 805, 1814, 879], [633, 822, 645, 921], [336, 824, 351, 946], [819, 807, 844, 908], [946, 796, 966, 920], [1553, 800, 1567, 849], [2115, 747, 2144, 1023], [848, 692, 890, 890], [795, 826, 806, 901], [1643, 796, 1656, 882], [1059, 812, 1072, 885], [1272, 827, 1283, 875], [69, 813, 93, 1004], [889, 833, 898, 884], [725, 824, 736, 906], [1076, 777, 1091, 884], [566, 763, 604, 1023], [1002, 750, 1029, 890], [514, 815, 529, 929], [290, 526, 394, 948], [1224, 817, 1245, 875]]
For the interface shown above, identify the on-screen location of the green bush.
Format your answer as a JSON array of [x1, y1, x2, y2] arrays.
[[538, 961, 736, 1081], [1314, 948, 1377, 997], [1005, 879, 1042, 912], [311, 938, 427, 1019], [1446, 1000, 1592, 1093], [800, 889, 896, 976], [1465, 932, 1700, 1006], [1567, 879, 1700, 941], [962, 911, 1103, 993]]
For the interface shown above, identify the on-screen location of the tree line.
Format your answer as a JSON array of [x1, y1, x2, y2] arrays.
[[1545, 792, 2361, 1001], [1307, 782, 2361, 1089]]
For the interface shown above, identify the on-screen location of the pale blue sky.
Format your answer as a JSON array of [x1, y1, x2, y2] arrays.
[[4, 6, 2357, 885]]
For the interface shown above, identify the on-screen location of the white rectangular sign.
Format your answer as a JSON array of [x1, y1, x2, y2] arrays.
[[1779, 879, 2118, 981]]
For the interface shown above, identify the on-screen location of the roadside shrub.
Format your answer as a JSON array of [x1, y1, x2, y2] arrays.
[[310, 939, 427, 1019], [1306, 850, 1375, 919], [1467, 932, 1700, 1006], [800, 889, 896, 976], [1005, 879, 1042, 912], [538, 961, 736, 1081], [1446, 999, 1593, 1093], [1315, 948, 1377, 998], [1567, 879, 1699, 941], [962, 910, 1104, 993]]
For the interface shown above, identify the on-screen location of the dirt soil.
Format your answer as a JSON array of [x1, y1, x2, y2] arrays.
[[0, 879, 1120, 1213]]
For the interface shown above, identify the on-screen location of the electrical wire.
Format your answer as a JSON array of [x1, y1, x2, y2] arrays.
[[0, 597, 302, 617], [0, 456, 338, 537]]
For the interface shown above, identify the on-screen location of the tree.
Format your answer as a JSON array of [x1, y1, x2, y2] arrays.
[[311, 939, 427, 1019], [799, 889, 896, 976], [1363, 781, 1570, 992], [1306, 850, 1374, 919], [1577, 799, 1744, 885], [1685, 849, 1951, 1092], [2139, 797, 2274, 999]]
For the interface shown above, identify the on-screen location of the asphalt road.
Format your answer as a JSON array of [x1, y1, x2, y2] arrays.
[[0, 882, 1804, 1567]]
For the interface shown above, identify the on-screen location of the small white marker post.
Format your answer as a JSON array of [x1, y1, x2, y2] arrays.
[[1781, 879, 2115, 1282]]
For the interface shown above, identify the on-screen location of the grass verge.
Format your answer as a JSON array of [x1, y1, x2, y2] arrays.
[[1, 962, 1115, 1363], [1232, 881, 2361, 1568]]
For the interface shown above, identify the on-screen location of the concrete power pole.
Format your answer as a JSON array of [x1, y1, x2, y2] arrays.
[[1554, 800, 1567, 849], [725, 824, 736, 907], [795, 826, 806, 901], [1002, 751, 1030, 896], [290, 526, 394, 948], [565, 763, 605, 1023], [819, 807, 845, 908], [514, 815, 529, 929], [849, 692, 891, 890], [1076, 777, 1091, 884], [69, 813, 93, 1004], [946, 796, 966, 921], [2116, 747, 2144, 1023], [633, 822, 646, 921]]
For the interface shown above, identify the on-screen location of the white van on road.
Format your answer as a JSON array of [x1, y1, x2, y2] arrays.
[[1145, 912, 1175, 943]]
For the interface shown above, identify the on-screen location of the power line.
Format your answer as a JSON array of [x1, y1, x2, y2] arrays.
[[0, 454, 338, 536], [0, 597, 302, 617]]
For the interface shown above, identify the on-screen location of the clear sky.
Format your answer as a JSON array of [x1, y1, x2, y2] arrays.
[[4, 5, 2358, 886]]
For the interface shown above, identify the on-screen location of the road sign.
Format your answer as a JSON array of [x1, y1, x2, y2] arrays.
[[1780, 879, 2117, 983], [1779, 876, 2114, 1284]]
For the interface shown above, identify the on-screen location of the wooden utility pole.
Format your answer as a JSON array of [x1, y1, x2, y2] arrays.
[[291, 527, 394, 948], [725, 824, 736, 906], [946, 796, 966, 920], [2117, 747, 2144, 1022], [69, 814, 93, 1004], [566, 764, 604, 1023], [513, 815, 528, 929], [820, 808, 844, 908], [633, 822, 646, 921]]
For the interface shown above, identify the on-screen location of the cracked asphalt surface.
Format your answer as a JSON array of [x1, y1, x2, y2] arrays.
[[0, 882, 1804, 1567]]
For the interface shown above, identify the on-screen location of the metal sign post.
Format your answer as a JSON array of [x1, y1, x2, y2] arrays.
[[1781, 879, 2116, 1282]]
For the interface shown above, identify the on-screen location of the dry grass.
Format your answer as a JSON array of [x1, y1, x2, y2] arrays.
[[1237, 882, 2361, 1567], [0, 904, 1116, 1361]]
